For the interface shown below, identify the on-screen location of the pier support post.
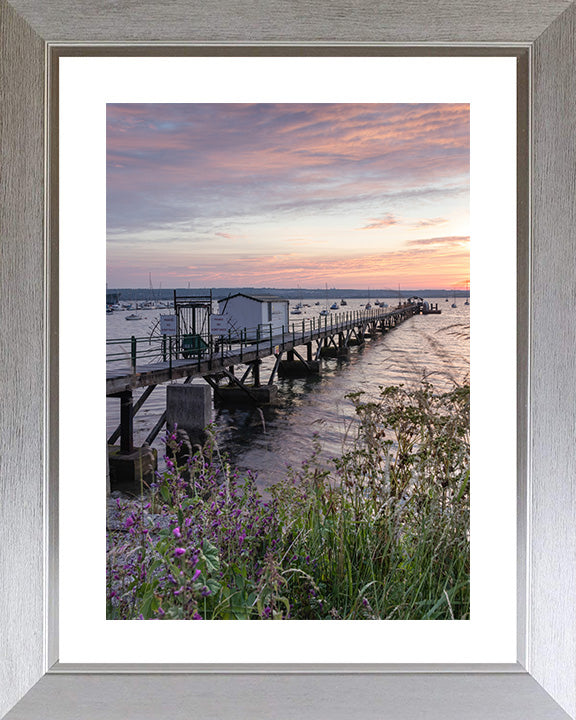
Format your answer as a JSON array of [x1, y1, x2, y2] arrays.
[[348, 329, 365, 347], [166, 383, 213, 445], [108, 389, 158, 493], [106, 441, 110, 496], [252, 360, 261, 387], [119, 390, 134, 454]]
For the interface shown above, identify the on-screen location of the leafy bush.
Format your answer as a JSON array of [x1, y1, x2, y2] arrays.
[[107, 382, 469, 620]]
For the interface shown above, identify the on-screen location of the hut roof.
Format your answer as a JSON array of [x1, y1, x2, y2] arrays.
[[218, 292, 289, 304]]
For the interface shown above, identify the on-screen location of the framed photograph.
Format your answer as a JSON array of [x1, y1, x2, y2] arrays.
[[1, 2, 575, 719], [60, 55, 514, 664]]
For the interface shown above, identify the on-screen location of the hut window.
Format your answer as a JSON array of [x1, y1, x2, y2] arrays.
[[267, 302, 272, 321]]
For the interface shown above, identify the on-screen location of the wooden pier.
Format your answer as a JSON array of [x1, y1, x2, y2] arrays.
[[106, 299, 440, 488], [107, 302, 440, 394]]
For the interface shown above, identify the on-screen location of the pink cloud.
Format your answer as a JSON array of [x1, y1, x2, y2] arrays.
[[408, 217, 448, 229], [359, 213, 401, 230], [407, 235, 469, 247]]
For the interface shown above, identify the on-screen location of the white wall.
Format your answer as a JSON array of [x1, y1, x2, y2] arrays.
[[271, 301, 288, 332], [219, 296, 289, 338], [219, 295, 263, 337]]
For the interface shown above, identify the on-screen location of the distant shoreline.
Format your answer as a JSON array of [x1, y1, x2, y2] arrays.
[[106, 287, 470, 301]]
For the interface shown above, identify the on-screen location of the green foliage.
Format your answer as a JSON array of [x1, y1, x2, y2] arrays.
[[107, 382, 470, 620]]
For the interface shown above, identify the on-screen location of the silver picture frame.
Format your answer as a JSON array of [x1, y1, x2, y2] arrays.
[[1, 2, 575, 718]]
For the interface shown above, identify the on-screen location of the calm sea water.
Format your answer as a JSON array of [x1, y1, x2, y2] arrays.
[[107, 298, 469, 491]]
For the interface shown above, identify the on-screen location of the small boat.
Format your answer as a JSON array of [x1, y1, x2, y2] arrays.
[[366, 288, 373, 310], [315, 301, 320, 306], [291, 308, 302, 315], [320, 284, 330, 316], [125, 313, 142, 321], [374, 300, 380, 306], [294, 286, 304, 311], [340, 299, 347, 306], [106, 306, 113, 313], [381, 302, 388, 308], [330, 302, 339, 310]]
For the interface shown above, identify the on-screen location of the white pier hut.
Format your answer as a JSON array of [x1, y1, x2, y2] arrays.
[[218, 292, 289, 340]]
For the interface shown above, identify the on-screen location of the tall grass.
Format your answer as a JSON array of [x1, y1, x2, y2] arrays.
[[107, 381, 469, 620]]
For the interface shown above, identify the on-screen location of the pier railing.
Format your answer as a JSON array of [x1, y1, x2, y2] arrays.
[[106, 303, 418, 375]]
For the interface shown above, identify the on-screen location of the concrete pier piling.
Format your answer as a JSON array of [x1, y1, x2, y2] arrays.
[[108, 445, 158, 493], [214, 384, 278, 405], [278, 359, 321, 377], [319, 346, 350, 359], [167, 384, 213, 444]]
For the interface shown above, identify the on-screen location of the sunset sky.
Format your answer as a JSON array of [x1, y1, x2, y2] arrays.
[[107, 103, 469, 289]]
